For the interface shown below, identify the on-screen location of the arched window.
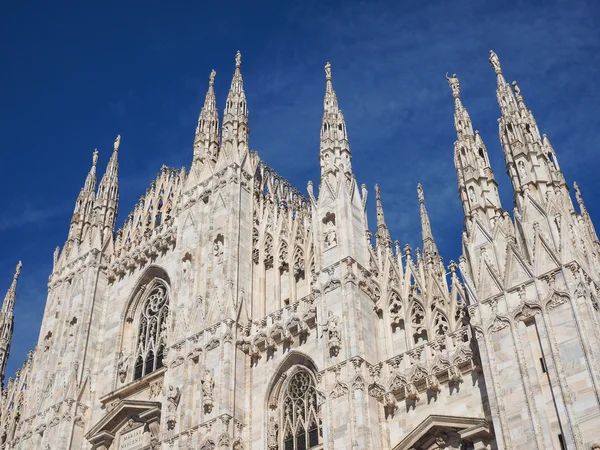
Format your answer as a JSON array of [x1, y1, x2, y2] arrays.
[[281, 370, 322, 450], [133, 282, 169, 380]]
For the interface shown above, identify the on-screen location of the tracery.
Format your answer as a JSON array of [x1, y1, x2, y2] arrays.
[[133, 281, 169, 380], [281, 370, 322, 450]]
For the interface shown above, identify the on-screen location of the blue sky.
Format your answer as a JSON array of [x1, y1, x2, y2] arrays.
[[1, 0, 599, 378]]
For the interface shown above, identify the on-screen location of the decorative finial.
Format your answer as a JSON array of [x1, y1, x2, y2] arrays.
[[92, 149, 99, 166], [374, 184, 381, 199], [209, 69, 216, 86], [325, 62, 332, 81], [235, 51, 242, 68], [417, 183, 425, 203], [489, 50, 502, 75], [446, 73, 460, 98], [512, 80, 521, 97], [14, 261, 22, 280], [114, 135, 121, 152]]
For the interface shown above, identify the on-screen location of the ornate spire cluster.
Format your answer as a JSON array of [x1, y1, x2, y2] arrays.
[[489, 50, 566, 208], [63, 136, 121, 262]]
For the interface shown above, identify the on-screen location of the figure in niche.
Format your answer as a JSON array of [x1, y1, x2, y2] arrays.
[[117, 351, 130, 383], [67, 316, 78, 348], [518, 160, 529, 182], [468, 187, 477, 205], [323, 213, 337, 248], [214, 234, 224, 264], [166, 385, 181, 430], [202, 369, 215, 413], [182, 256, 192, 283], [167, 385, 181, 414], [267, 415, 278, 449], [322, 311, 341, 357]]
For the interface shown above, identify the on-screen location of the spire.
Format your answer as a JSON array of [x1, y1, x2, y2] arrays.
[[489, 52, 566, 206], [0, 261, 21, 387], [193, 70, 220, 165], [2, 262, 22, 313], [320, 62, 352, 181], [222, 51, 249, 155], [446, 73, 473, 140], [67, 149, 100, 244], [95, 135, 120, 241], [447, 72, 502, 230], [84, 150, 99, 192], [374, 185, 391, 249], [417, 184, 438, 258]]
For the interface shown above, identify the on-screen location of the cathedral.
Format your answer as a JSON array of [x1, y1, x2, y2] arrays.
[[1, 49, 600, 450]]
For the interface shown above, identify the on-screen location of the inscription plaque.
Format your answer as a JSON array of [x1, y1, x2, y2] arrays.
[[119, 425, 145, 450]]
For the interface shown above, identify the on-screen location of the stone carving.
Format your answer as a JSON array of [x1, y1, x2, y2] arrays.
[[117, 351, 129, 383], [267, 415, 278, 449], [166, 385, 181, 430], [202, 370, 215, 413], [324, 219, 337, 248], [322, 311, 341, 357]]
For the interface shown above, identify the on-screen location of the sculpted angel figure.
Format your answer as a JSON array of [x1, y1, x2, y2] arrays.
[[167, 385, 181, 413], [117, 351, 129, 382], [202, 370, 215, 398]]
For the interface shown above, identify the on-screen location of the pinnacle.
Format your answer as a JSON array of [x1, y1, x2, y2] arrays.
[[446, 73, 460, 99], [489, 50, 502, 75]]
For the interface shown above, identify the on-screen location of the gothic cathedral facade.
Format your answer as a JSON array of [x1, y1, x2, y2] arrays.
[[1, 51, 600, 450]]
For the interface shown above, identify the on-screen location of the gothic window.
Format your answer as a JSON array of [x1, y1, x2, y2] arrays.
[[433, 312, 449, 338], [133, 282, 169, 380], [281, 370, 322, 450]]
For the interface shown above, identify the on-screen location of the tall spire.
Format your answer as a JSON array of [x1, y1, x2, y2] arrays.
[[84, 150, 99, 192], [222, 51, 249, 157], [417, 184, 438, 258], [95, 135, 120, 241], [489, 51, 567, 207], [320, 62, 352, 182], [67, 149, 100, 244], [446, 73, 473, 140], [447, 73, 502, 231], [193, 70, 220, 166], [374, 185, 391, 250], [2, 262, 22, 314], [0, 261, 21, 386]]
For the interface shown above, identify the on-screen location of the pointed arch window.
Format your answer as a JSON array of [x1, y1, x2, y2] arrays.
[[281, 370, 322, 450], [133, 282, 169, 380]]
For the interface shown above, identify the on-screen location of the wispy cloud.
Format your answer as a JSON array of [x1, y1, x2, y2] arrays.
[[0, 204, 69, 233]]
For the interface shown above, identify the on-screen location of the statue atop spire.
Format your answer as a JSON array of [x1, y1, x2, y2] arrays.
[[92, 149, 99, 166], [235, 50, 242, 68], [209, 69, 216, 86], [114, 134, 121, 153], [489, 50, 502, 74], [446, 73, 460, 98]]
